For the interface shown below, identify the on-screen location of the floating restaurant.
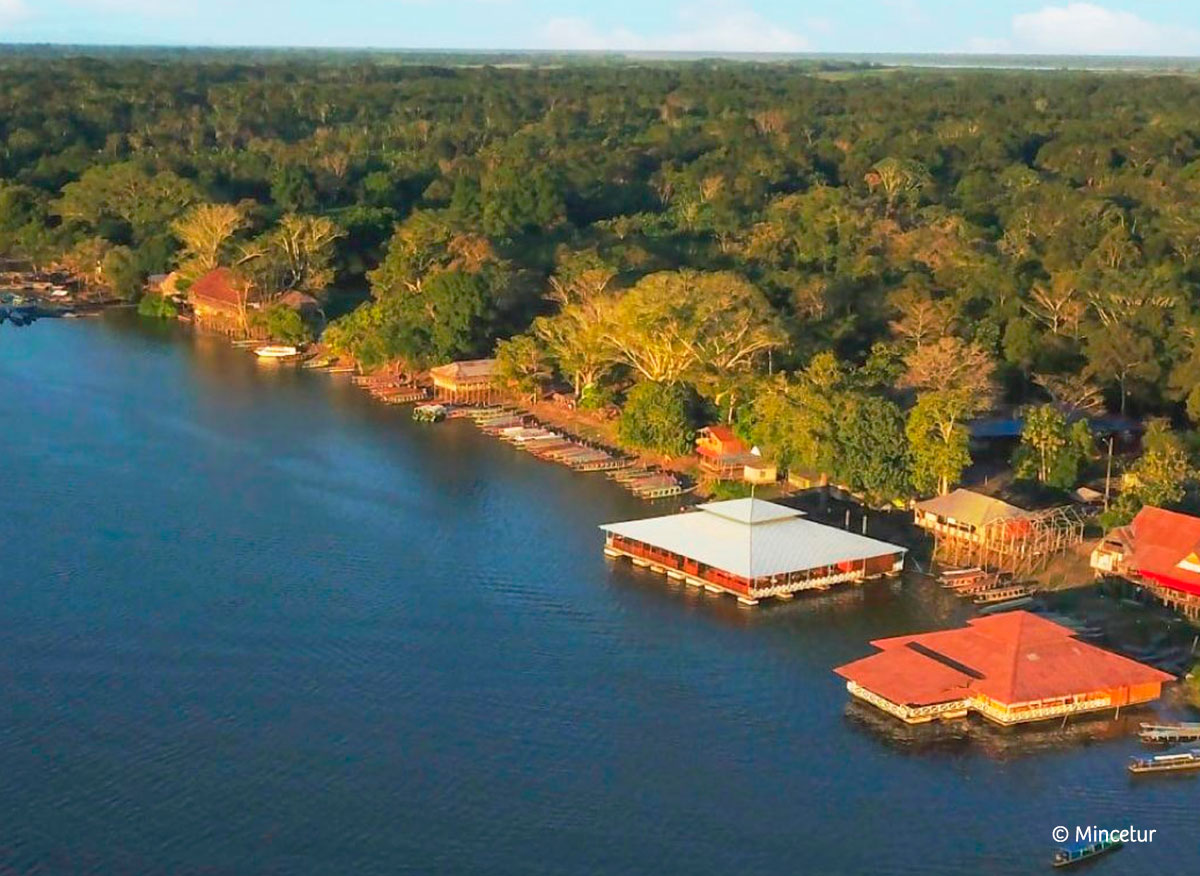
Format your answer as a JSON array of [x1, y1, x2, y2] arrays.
[[835, 612, 1172, 726], [600, 498, 906, 605]]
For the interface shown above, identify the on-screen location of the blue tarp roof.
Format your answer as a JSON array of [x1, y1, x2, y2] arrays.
[[970, 414, 1143, 439]]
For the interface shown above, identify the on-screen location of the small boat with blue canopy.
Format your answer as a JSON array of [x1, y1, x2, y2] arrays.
[[1052, 837, 1122, 868]]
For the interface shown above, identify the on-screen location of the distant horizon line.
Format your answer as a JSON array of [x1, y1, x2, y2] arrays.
[[1, 44, 1199, 61]]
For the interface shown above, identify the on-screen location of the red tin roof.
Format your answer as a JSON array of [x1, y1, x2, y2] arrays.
[[836, 612, 1172, 708], [1125, 506, 1200, 597], [189, 268, 242, 306]]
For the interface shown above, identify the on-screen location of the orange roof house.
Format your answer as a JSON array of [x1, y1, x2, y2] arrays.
[[189, 268, 243, 311], [1091, 506, 1200, 621], [187, 268, 256, 336], [835, 612, 1172, 726], [696, 425, 746, 461], [695, 426, 776, 482]]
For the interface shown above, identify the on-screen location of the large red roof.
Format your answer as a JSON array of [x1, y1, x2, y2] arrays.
[[1125, 506, 1200, 597], [189, 268, 242, 306], [836, 612, 1172, 707]]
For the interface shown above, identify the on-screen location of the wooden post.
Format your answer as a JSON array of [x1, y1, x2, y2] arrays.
[[1104, 436, 1114, 512]]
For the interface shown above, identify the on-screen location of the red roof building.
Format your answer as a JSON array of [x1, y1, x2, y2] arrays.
[[189, 268, 243, 309], [695, 426, 776, 482], [835, 612, 1172, 726], [1091, 506, 1200, 621], [696, 425, 746, 460]]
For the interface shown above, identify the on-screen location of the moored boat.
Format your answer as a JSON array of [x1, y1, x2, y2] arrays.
[[1128, 749, 1200, 775], [1139, 722, 1200, 743], [413, 403, 448, 423], [1052, 838, 1123, 868], [253, 345, 301, 360]]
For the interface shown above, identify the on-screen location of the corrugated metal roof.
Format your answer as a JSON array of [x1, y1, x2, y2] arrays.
[[600, 499, 905, 579], [1128, 506, 1200, 597], [914, 489, 1027, 529], [837, 612, 1173, 706], [695, 498, 802, 524], [429, 359, 497, 381]]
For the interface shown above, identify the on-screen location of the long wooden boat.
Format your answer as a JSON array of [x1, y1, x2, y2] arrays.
[[1128, 749, 1200, 775], [1052, 838, 1122, 868], [1139, 722, 1200, 744], [254, 344, 303, 358], [973, 585, 1034, 605]]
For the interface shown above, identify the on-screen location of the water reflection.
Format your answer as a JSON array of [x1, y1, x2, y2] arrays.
[[845, 700, 1154, 761]]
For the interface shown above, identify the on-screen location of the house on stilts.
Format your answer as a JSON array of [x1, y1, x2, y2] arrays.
[[913, 488, 1086, 576], [429, 358, 499, 405], [1091, 505, 1200, 622]]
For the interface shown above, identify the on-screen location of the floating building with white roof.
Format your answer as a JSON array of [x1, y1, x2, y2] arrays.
[[601, 498, 906, 605]]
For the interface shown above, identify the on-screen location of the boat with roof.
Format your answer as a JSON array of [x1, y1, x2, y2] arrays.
[[1127, 749, 1200, 775], [1052, 837, 1123, 868]]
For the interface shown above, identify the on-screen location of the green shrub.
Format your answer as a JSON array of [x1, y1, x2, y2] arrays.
[[618, 381, 699, 456], [136, 293, 177, 319]]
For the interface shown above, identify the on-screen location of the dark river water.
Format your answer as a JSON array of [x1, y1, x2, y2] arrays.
[[1, 314, 1196, 876]]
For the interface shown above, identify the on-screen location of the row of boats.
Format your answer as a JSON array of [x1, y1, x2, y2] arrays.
[[458, 406, 687, 499], [937, 566, 1036, 608]]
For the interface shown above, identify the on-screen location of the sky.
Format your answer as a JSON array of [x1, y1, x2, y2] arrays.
[[1, 1, 1199, 55]]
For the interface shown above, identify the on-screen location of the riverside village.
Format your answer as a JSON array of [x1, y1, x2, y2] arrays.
[[8, 49, 1200, 871]]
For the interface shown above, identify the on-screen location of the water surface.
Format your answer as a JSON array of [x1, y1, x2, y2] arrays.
[[1, 315, 1195, 875]]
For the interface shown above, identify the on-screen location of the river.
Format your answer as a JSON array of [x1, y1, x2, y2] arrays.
[[1, 314, 1195, 875]]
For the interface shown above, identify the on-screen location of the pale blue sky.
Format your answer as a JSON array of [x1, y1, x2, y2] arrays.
[[1, 1, 1198, 55]]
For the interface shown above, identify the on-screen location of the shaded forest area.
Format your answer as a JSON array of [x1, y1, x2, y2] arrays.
[[3, 55, 1200, 516]]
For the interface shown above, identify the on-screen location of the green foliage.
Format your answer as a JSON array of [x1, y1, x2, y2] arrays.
[[12, 55, 1200, 481], [101, 245, 143, 300], [1012, 405, 1092, 489], [1105, 420, 1195, 525], [578, 383, 615, 411], [271, 165, 318, 213], [1185, 665, 1200, 710], [494, 334, 550, 403], [1187, 385, 1200, 427], [618, 381, 699, 456], [906, 393, 972, 496], [53, 161, 197, 244], [251, 304, 313, 345], [708, 480, 754, 501], [482, 165, 565, 238], [136, 293, 178, 319], [834, 394, 912, 503]]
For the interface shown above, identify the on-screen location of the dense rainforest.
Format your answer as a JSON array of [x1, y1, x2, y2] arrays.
[[3, 53, 1200, 516]]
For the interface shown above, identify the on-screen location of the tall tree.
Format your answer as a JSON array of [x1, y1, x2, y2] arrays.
[[171, 202, 246, 283]]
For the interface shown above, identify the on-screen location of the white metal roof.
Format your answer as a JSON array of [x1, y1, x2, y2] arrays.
[[601, 499, 906, 579], [696, 498, 803, 524]]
